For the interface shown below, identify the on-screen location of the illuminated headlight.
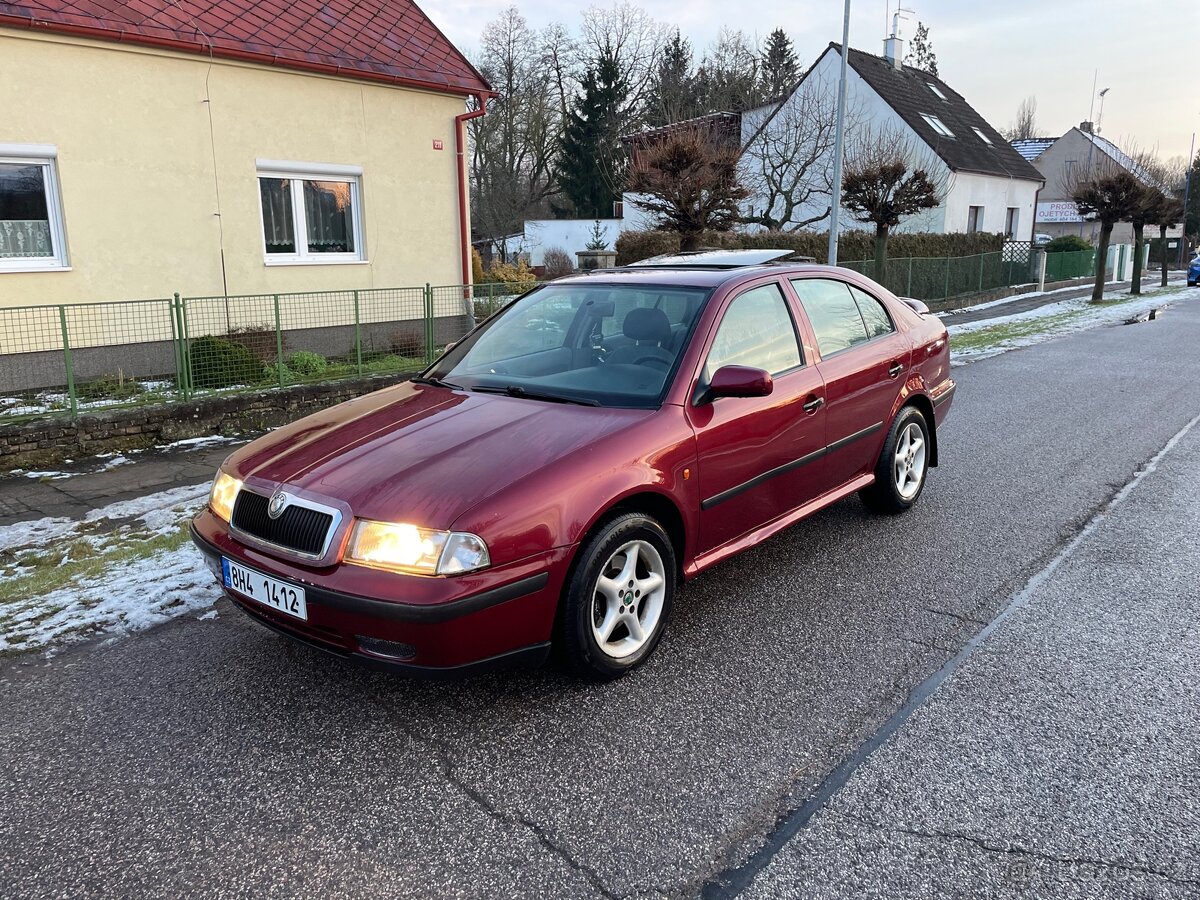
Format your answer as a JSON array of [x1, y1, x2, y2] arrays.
[[344, 519, 490, 576], [209, 471, 243, 522]]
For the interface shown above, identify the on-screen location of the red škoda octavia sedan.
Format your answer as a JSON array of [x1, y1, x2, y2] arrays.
[[191, 251, 955, 679]]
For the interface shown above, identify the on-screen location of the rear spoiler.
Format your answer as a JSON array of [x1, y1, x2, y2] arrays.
[[898, 297, 930, 316]]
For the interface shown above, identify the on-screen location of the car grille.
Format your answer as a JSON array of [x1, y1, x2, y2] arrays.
[[231, 490, 334, 557]]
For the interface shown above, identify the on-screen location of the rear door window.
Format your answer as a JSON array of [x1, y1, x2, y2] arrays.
[[848, 285, 895, 339], [790, 278, 870, 357]]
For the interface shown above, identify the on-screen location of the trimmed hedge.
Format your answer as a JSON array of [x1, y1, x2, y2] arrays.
[[614, 230, 1006, 266], [1044, 235, 1092, 253]]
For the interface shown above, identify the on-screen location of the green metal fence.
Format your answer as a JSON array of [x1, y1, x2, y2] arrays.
[[839, 250, 1032, 301], [0, 250, 1101, 424], [1043, 248, 1098, 282], [840, 249, 1097, 302], [0, 282, 530, 423]]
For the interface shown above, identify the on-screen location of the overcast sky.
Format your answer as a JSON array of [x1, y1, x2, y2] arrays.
[[427, 0, 1198, 162]]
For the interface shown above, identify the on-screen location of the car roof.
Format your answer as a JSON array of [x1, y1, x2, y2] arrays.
[[551, 263, 846, 290]]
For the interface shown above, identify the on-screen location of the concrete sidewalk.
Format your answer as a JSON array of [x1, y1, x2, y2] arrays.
[[737, 415, 1200, 897], [0, 439, 240, 526]]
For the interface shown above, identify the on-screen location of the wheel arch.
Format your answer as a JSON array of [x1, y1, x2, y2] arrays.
[[899, 392, 938, 468]]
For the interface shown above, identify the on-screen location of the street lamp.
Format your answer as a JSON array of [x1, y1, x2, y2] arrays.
[[826, 0, 851, 266]]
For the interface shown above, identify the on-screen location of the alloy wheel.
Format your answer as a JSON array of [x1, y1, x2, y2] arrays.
[[590, 539, 667, 659], [893, 421, 927, 500]]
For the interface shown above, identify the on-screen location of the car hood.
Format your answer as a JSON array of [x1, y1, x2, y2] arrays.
[[225, 381, 653, 528]]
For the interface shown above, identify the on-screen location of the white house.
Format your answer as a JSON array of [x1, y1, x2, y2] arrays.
[[739, 41, 1041, 241], [736, 41, 1044, 240]]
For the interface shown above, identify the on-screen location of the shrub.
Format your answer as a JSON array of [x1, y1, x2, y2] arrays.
[[189, 335, 267, 389], [1044, 235, 1092, 253], [542, 247, 575, 279], [389, 325, 425, 359], [284, 350, 328, 377], [614, 229, 1006, 266], [226, 324, 284, 363], [480, 258, 538, 289], [472, 247, 486, 285]]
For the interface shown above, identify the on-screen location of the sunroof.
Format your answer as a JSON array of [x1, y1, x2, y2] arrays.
[[623, 249, 803, 269]]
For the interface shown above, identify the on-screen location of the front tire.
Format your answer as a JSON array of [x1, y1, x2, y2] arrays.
[[558, 513, 676, 680], [859, 406, 930, 514]]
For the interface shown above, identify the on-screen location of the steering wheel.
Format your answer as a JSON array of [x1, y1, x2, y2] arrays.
[[634, 355, 671, 369]]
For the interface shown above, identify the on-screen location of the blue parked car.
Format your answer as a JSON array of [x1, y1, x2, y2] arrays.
[[1189, 255, 1200, 287]]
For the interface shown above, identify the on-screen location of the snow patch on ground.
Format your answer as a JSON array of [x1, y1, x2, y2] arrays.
[[0, 480, 219, 654], [0, 543, 220, 654], [950, 284, 1199, 366]]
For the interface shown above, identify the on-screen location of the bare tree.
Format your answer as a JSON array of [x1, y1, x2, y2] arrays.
[[1137, 153, 1187, 288], [740, 71, 857, 231], [841, 125, 951, 276], [1065, 156, 1147, 301], [579, 2, 669, 115], [539, 22, 579, 122], [469, 8, 562, 249], [627, 127, 749, 251], [695, 28, 762, 113], [1004, 96, 1039, 142]]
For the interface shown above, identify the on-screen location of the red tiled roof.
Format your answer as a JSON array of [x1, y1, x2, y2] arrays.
[[0, 0, 490, 96]]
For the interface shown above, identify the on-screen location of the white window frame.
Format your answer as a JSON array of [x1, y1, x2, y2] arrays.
[[255, 159, 366, 266], [968, 206, 985, 233], [1005, 207, 1019, 239], [0, 143, 69, 273], [972, 127, 994, 146], [920, 114, 955, 139], [927, 83, 948, 101]]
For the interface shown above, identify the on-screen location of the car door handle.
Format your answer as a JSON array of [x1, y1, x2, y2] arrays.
[[802, 396, 825, 413], [888, 362, 904, 378]]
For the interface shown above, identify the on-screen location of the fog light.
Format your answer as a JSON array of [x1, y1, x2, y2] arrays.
[[356, 635, 417, 661]]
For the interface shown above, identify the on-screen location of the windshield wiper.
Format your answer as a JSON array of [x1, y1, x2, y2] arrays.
[[410, 375, 464, 390], [472, 384, 600, 407]]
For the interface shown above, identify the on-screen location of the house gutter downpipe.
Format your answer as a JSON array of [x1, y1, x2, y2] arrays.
[[456, 94, 491, 288], [827, 0, 852, 266]]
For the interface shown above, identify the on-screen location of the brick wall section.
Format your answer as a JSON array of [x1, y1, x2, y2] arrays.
[[1, 373, 411, 470]]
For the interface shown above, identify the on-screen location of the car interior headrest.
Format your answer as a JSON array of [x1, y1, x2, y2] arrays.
[[623, 307, 672, 345]]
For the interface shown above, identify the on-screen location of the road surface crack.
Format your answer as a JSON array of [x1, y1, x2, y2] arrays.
[[835, 811, 1200, 888], [385, 711, 619, 900]]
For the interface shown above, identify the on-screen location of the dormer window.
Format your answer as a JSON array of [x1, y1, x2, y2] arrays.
[[920, 114, 955, 138], [972, 127, 993, 145], [927, 83, 948, 100]]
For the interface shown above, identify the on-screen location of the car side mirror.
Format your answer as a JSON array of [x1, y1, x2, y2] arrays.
[[708, 365, 773, 400]]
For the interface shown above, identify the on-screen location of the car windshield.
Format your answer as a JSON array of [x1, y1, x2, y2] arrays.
[[431, 282, 711, 408]]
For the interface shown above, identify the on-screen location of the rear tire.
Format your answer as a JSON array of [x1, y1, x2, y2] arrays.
[[859, 406, 930, 514], [557, 512, 676, 680]]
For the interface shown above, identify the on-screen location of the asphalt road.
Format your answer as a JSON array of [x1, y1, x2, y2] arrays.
[[3, 299, 1200, 899]]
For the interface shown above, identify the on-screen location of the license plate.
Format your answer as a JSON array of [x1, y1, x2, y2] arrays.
[[222, 557, 308, 621]]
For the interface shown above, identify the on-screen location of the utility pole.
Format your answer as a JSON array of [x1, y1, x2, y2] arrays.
[[826, 0, 851, 266], [1179, 130, 1196, 267]]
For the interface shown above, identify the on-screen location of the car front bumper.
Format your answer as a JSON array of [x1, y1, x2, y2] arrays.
[[190, 509, 569, 676]]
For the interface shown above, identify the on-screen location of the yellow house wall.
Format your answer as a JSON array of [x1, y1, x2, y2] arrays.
[[0, 28, 467, 315]]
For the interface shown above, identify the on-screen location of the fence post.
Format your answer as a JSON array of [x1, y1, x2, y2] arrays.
[[353, 289, 363, 376], [907, 258, 913, 297], [179, 293, 193, 399], [424, 284, 435, 365], [168, 295, 182, 400], [978, 254, 985, 292], [943, 257, 951, 300], [58, 305, 77, 416], [273, 294, 284, 387]]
